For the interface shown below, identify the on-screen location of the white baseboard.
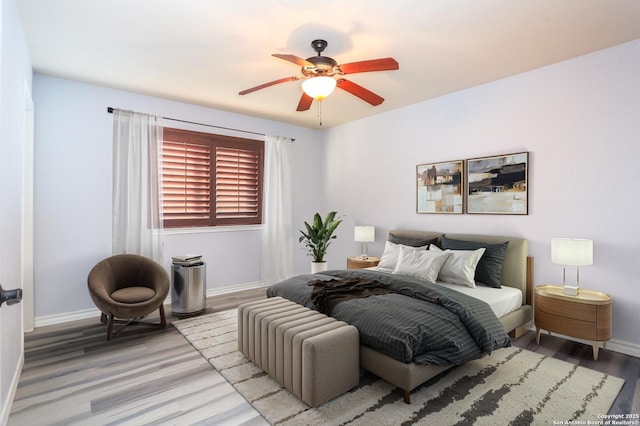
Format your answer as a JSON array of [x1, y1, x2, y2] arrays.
[[33, 281, 268, 329], [603, 339, 640, 358], [206, 280, 267, 297], [1, 353, 24, 424], [34, 306, 101, 328], [564, 335, 640, 358]]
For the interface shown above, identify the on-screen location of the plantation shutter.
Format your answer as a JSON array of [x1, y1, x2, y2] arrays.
[[215, 141, 262, 223], [161, 128, 263, 227], [162, 140, 211, 221]]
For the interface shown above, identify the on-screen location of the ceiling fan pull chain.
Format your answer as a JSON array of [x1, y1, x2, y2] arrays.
[[317, 101, 323, 126]]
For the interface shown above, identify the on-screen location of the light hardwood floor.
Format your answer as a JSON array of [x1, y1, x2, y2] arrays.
[[9, 288, 269, 426], [9, 287, 640, 424]]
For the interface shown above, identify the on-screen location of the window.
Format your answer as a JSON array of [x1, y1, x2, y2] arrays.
[[162, 128, 264, 228]]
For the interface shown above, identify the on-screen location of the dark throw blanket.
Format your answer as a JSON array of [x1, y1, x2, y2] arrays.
[[308, 277, 395, 315], [267, 269, 511, 366]]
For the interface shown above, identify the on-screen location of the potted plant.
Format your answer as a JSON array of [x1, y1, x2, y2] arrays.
[[299, 211, 342, 273]]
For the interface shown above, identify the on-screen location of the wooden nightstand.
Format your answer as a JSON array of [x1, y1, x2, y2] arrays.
[[347, 256, 380, 270], [534, 285, 611, 360]]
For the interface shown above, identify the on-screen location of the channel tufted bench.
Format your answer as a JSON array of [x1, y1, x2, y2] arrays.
[[237, 297, 360, 407]]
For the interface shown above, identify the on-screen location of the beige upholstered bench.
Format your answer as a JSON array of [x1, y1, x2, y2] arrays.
[[237, 297, 360, 407]]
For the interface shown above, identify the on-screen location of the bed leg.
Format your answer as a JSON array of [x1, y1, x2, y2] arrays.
[[403, 389, 411, 404]]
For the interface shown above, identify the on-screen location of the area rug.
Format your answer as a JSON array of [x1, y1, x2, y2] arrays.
[[174, 309, 624, 426]]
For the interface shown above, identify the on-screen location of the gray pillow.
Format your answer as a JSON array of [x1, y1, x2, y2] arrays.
[[441, 237, 509, 288], [388, 235, 438, 248]]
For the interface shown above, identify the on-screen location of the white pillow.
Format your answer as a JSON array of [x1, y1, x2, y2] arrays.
[[378, 241, 428, 269], [393, 246, 451, 283], [430, 245, 486, 288]]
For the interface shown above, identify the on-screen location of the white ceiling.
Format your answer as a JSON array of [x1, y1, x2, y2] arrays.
[[17, 0, 640, 129]]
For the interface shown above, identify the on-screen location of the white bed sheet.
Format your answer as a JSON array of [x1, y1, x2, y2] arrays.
[[368, 267, 522, 319], [430, 280, 522, 318]]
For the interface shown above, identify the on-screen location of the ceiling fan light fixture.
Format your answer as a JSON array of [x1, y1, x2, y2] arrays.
[[301, 76, 336, 101]]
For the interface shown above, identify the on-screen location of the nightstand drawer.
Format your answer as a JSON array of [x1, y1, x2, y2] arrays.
[[535, 293, 596, 322], [535, 309, 597, 340]]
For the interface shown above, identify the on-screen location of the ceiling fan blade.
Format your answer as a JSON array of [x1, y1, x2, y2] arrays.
[[272, 53, 314, 67], [339, 57, 399, 74], [336, 79, 384, 106], [296, 93, 313, 111], [238, 76, 299, 95]]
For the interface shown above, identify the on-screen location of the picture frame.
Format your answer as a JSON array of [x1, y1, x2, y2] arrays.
[[466, 151, 529, 215], [417, 160, 464, 214]]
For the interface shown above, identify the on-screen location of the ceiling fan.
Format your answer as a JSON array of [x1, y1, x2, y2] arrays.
[[239, 39, 399, 112]]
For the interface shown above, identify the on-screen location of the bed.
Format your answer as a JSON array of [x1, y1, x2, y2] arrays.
[[267, 230, 533, 403]]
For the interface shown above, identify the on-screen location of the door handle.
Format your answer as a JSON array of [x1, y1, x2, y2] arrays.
[[0, 284, 22, 308]]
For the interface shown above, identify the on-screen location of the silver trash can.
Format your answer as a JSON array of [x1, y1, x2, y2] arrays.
[[171, 261, 206, 317]]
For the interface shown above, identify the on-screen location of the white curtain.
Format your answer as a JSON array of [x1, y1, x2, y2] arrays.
[[112, 109, 164, 264], [261, 135, 294, 284]]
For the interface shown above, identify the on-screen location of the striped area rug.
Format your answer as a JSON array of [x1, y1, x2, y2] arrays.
[[174, 309, 624, 426]]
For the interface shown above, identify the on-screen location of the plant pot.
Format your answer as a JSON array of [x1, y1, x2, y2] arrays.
[[311, 261, 328, 274]]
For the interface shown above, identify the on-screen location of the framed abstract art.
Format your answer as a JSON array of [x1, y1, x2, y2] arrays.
[[466, 152, 529, 215], [417, 160, 464, 214]]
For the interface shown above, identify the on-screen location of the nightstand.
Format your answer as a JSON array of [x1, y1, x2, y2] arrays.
[[346, 256, 380, 270], [534, 285, 611, 360]]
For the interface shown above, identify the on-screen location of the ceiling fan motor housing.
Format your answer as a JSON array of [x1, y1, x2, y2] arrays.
[[302, 39, 338, 76], [303, 56, 338, 76]]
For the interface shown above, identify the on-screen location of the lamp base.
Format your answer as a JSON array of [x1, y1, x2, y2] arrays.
[[563, 285, 579, 296]]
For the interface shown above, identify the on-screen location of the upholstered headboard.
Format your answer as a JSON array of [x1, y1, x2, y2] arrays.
[[387, 230, 531, 305]]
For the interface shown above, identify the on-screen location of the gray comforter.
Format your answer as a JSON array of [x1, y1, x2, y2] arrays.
[[266, 269, 511, 366]]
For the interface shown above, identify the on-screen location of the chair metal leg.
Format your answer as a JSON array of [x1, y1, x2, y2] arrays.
[[103, 305, 167, 340]]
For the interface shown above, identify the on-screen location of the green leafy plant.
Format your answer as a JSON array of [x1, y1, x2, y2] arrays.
[[299, 211, 343, 262]]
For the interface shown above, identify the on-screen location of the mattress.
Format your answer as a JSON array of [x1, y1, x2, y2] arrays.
[[369, 266, 522, 319]]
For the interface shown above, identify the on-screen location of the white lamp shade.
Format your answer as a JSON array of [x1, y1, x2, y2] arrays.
[[551, 238, 593, 266], [301, 76, 337, 100], [354, 226, 375, 243]]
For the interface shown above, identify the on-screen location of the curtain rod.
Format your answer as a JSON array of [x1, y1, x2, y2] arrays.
[[107, 107, 294, 141]]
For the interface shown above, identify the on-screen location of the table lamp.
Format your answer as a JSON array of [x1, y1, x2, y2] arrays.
[[551, 238, 593, 296], [354, 226, 375, 259]]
